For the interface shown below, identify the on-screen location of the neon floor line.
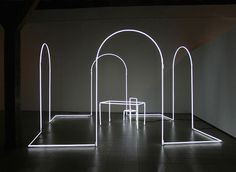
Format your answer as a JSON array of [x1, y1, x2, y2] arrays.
[[94, 29, 166, 146], [28, 43, 96, 148], [90, 53, 128, 116], [162, 46, 222, 145]]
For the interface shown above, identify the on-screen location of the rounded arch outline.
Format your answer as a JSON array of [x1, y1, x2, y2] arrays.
[[94, 29, 165, 146], [162, 45, 222, 145], [90, 53, 128, 116], [39, 43, 52, 131], [29, 43, 96, 147], [172, 46, 194, 128], [28, 42, 52, 147]]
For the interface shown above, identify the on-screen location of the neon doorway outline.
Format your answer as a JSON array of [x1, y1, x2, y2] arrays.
[[90, 53, 128, 116], [28, 43, 95, 148], [94, 29, 166, 146], [162, 46, 222, 145]]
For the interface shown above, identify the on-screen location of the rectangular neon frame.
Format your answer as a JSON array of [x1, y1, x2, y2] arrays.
[[28, 113, 96, 148], [99, 99, 146, 129]]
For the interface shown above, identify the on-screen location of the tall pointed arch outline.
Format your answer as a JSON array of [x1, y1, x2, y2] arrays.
[[90, 53, 128, 116], [94, 29, 166, 146], [162, 46, 222, 145], [28, 43, 95, 148], [40, 43, 52, 127]]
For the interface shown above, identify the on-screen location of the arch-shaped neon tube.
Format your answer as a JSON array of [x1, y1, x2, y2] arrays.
[[172, 46, 194, 128], [39, 43, 52, 128], [90, 53, 128, 116], [95, 29, 164, 146], [28, 43, 95, 148], [162, 46, 222, 145], [28, 43, 52, 147]]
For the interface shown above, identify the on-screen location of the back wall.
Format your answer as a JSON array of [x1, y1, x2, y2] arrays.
[[21, 5, 236, 115]]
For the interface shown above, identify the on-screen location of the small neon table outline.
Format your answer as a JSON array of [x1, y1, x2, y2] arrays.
[[99, 100, 146, 129]]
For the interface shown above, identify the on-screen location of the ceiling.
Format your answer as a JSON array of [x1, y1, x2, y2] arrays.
[[35, 0, 236, 9], [1, 0, 236, 10]]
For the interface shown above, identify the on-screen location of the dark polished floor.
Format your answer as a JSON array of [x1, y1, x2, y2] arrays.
[[1, 112, 236, 172]]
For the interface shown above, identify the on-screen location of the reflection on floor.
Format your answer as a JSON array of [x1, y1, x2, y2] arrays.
[[1, 112, 236, 172]]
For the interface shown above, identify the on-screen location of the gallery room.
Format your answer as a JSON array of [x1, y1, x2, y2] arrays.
[[0, 0, 236, 171]]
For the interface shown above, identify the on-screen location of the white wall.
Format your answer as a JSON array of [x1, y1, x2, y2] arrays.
[[193, 26, 236, 138], [21, 5, 236, 116]]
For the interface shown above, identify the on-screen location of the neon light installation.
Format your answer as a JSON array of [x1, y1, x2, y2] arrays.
[[122, 97, 144, 123], [28, 43, 95, 148], [90, 53, 128, 116], [94, 29, 166, 146], [162, 46, 222, 145], [91, 53, 146, 129], [99, 99, 146, 129]]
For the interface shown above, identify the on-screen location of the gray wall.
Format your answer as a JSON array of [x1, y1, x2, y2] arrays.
[[193, 27, 236, 138], [21, 5, 236, 115], [0, 25, 4, 148], [21, 22, 165, 113]]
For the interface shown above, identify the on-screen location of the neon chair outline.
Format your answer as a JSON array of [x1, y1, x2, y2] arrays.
[[162, 46, 222, 145], [90, 53, 128, 116], [94, 29, 165, 146], [28, 43, 95, 148]]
